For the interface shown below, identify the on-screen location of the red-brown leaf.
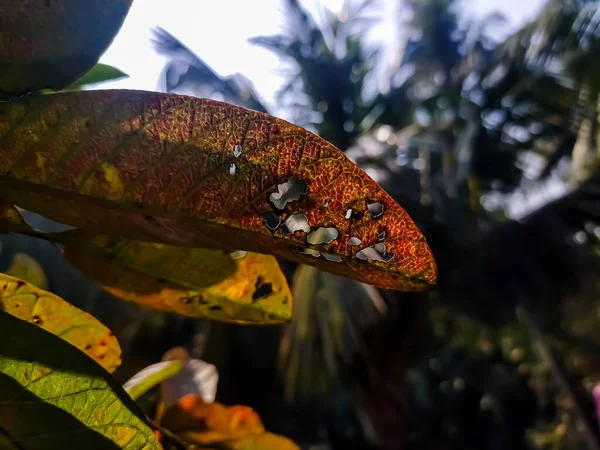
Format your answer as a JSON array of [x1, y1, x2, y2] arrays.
[[0, 90, 437, 291]]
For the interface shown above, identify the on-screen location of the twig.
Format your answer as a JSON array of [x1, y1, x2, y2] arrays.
[[517, 305, 600, 450]]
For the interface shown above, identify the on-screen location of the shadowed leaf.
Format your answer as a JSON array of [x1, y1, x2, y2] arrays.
[[6, 253, 48, 289], [59, 231, 292, 324], [0, 309, 160, 450], [0, 1, 133, 95], [0, 272, 121, 372], [159, 393, 299, 449], [0, 90, 436, 290]]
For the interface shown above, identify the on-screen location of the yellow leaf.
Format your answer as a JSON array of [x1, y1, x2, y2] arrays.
[[0, 272, 121, 372], [61, 232, 292, 324], [6, 253, 48, 290]]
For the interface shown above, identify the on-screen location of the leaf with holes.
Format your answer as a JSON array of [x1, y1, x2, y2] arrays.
[[0, 90, 436, 290], [0, 272, 121, 372], [158, 394, 299, 449], [0, 1, 132, 95], [58, 231, 292, 324], [0, 309, 160, 450]]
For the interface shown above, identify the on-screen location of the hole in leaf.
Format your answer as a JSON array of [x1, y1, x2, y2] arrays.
[[269, 176, 308, 210], [367, 201, 385, 218], [307, 227, 339, 245], [229, 250, 247, 260], [323, 199, 330, 208], [378, 230, 387, 241], [32, 315, 43, 325], [233, 145, 243, 157], [296, 246, 321, 258], [356, 243, 395, 262], [181, 297, 192, 304], [262, 212, 281, 231], [281, 213, 311, 235], [348, 237, 362, 246], [345, 209, 353, 219], [322, 253, 342, 262], [229, 163, 237, 175], [253, 277, 273, 300]]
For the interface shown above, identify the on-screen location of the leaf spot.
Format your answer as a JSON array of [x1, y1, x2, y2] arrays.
[[307, 227, 339, 245], [233, 144, 243, 157], [321, 253, 342, 262], [209, 305, 222, 311], [348, 237, 362, 246], [269, 176, 308, 210], [296, 247, 320, 258], [280, 213, 311, 235], [356, 243, 395, 263], [368, 201, 385, 219], [229, 250, 247, 260], [262, 212, 281, 231]]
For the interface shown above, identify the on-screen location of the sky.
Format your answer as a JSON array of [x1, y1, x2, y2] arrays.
[[99, 0, 547, 111]]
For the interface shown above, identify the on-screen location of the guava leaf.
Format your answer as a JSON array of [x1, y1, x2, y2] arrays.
[[0, 309, 161, 450], [66, 64, 129, 91], [0, 90, 436, 290], [60, 232, 292, 324], [0, 272, 121, 372], [6, 253, 48, 289], [0, 1, 133, 95]]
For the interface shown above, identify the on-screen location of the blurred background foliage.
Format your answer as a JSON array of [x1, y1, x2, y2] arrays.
[[2, 0, 600, 449]]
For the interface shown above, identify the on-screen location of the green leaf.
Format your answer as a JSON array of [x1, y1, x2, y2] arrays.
[[123, 360, 183, 401], [0, 309, 161, 450], [66, 64, 129, 91]]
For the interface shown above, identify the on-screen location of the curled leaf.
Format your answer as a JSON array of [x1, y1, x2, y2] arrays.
[[60, 232, 292, 324], [0, 272, 121, 372], [0, 90, 436, 290], [0, 1, 133, 94], [0, 310, 160, 450], [123, 360, 183, 401]]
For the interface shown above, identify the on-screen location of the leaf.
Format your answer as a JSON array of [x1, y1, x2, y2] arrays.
[[123, 360, 183, 401], [66, 64, 129, 91], [60, 232, 292, 324], [0, 90, 437, 291], [6, 253, 48, 290], [159, 394, 298, 449], [0, 309, 161, 450], [0, 1, 132, 95], [0, 272, 121, 372]]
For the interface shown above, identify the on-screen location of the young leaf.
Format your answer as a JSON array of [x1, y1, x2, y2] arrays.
[[6, 253, 48, 290], [0, 1, 133, 95], [123, 360, 183, 401], [60, 232, 292, 324], [0, 90, 437, 291], [0, 310, 160, 450], [0, 272, 121, 372], [66, 64, 129, 91]]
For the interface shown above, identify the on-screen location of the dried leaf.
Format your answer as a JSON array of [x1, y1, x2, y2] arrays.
[[0, 310, 160, 450], [60, 232, 292, 324], [0, 272, 121, 372], [6, 253, 48, 290], [0, 1, 132, 94], [0, 90, 436, 290]]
